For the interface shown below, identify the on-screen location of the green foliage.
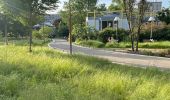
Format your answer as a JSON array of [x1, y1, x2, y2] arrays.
[[76, 40, 105, 48], [99, 28, 114, 43], [0, 44, 169, 99], [105, 41, 119, 48], [33, 26, 52, 39], [96, 4, 107, 11], [56, 22, 69, 37], [60, 0, 97, 25], [72, 24, 97, 40], [98, 27, 128, 43], [157, 9, 170, 25], [39, 26, 53, 38], [139, 27, 170, 41], [32, 30, 42, 39]]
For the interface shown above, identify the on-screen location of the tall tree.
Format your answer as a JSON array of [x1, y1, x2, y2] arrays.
[[111, 0, 123, 10], [157, 8, 170, 25], [1, 0, 59, 52], [136, 0, 148, 51], [96, 4, 107, 11], [122, 0, 147, 52], [60, 0, 98, 26]]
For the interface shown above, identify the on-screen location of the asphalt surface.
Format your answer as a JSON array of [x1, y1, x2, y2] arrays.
[[49, 39, 170, 69]]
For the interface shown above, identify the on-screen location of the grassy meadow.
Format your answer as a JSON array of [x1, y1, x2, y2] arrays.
[[0, 39, 170, 100]]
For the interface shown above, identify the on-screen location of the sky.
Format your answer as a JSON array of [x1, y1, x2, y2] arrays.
[[48, 0, 170, 14]]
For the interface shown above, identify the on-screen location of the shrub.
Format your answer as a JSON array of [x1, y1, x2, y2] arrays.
[[33, 26, 53, 40], [39, 26, 53, 38], [77, 40, 105, 48], [139, 27, 170, 41], [99, 27, 129, 43], [72, 24, 97, 40], [32, 30, 42, 39], [98, 28, 114, 43], [56, 22, 69, 37], [105, 42, 119, 48]]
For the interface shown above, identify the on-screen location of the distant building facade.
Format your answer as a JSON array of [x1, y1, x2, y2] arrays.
[[147, 1, 162, 12], [44, 14, 61, 27], [86, 1, 162, 31]]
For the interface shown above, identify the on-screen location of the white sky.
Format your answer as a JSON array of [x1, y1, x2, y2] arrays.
[[47, 0, 169, 14]]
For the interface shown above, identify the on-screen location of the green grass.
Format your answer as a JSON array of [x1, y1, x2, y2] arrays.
[[106, 41, 170, 49], [76, 40, 105, 48], [76, 39, 170, 49], [0, 42, 170, 99]]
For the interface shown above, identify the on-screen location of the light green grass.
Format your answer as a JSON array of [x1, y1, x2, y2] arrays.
[[76, 40, 105, 48], [76, 40, 170, 49], [106, 41, 170, 49], [0, 44, 170, 100]]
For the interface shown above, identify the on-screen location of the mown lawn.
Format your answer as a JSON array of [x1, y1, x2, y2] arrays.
[[0, 43, 170, 100]]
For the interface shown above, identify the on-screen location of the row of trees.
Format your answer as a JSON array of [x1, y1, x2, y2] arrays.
[[0, 0, 59, 52]]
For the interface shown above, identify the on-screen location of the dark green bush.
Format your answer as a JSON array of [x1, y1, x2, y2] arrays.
[[98, 27, 129, 43], [139, 27, 170, 41]]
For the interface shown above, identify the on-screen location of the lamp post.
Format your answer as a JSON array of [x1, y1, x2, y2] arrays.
[[69, 0, 72, 55], [148, 16, 155, 41], [114, 17, 120, 41]]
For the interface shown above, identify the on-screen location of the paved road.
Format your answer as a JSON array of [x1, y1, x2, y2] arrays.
[[49, 39, 170, 69]]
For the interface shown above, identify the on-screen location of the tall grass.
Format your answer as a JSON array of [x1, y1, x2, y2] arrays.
[[0, 44, 169, 100]]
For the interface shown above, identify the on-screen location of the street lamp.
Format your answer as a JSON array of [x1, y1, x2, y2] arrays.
[[148, 16, 155, 41], [114, 17, 120, 41]]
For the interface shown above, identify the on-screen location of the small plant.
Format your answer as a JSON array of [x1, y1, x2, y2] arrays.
[[105, 41, 119, 48]]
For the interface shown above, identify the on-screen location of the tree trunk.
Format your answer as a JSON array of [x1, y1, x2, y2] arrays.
[[29, 9, 33, 52], [4, 15, 8, 45], [69, 0, 72, 55], [131, 34, 135, 52], [136, 27, 141, 52]]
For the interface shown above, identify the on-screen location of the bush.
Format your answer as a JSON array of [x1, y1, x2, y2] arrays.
[[105, 41, 119, 48], [139, 27, 170, 41], [33, 26, 53, 39], [56, 22, 69, 37], [72, 24, 97, 40], [99, 27, 129, 43], [76, 40, 105, 48], [32, 30, 42, 39]]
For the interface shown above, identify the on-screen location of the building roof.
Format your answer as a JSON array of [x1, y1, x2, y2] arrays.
[[87, 13, 120, 21]]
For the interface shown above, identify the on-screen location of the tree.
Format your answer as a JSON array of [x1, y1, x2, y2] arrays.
[[60, 0, 98, 26], [136, 0, 148, 51], [122, 0, 147, 51], [110, 0, 123, 11], [96, 4, 107, 11], [157, 8, 170, 25], [1, 0, 59, 52]]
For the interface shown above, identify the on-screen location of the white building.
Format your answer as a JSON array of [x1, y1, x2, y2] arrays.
[[86, 13, 129, 31], [86, 0, 162, 31], [147, 0, 162, 12]]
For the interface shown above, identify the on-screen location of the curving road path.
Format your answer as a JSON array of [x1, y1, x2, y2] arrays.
[[49, 39, 170, 69]]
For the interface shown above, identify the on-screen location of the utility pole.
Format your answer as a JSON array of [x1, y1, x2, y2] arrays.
[[69, 0, 72, 55]]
